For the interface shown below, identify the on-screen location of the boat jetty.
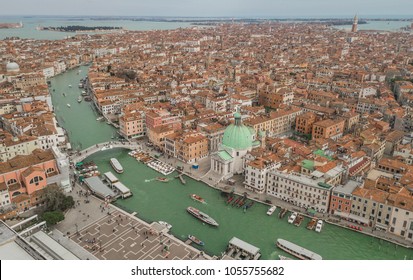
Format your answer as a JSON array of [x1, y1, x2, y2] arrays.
[[103, 171, 132, 199], [222, 237, 261, 260], [128, 149, 175, 175], [276, 239, 322, 260], [186, 206, 219, 227]]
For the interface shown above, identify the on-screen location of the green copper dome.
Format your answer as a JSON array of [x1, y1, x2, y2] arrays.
[[222, 113, 254, 150]]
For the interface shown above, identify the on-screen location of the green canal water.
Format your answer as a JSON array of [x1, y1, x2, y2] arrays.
[[50, 66, 413, 260]]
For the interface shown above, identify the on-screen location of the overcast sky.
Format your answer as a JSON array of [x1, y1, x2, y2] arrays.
[[0, 0, 412, 17]]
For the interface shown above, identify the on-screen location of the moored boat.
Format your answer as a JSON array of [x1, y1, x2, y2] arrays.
[[293, 214, 304, 227], [267, 205, 277, 215], [67, 103, 71, 108], [279, 208, 287, 219], [315, 220, 324, 233], [288, 212, 297, 224], [186, 206, 219, 227], [77, 96, 82, 103], [191, 194, 206, 204], [110, 158, 123, 174], [158, 221, 172, 230], [306, 218, 317, 230], [188, 235, 204, 246], [279, 255, 293, 260], [276, 239, 322, 260]]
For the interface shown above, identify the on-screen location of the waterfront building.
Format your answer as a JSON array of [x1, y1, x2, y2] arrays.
[[266, 169, 334, 213], [210, 112, 259, 180], [164, 131, 208, 163], [119, 107, 146, 139], [244, 152, 281, 194], [147, 124, 176, 151], [329, 180, 361, 215]]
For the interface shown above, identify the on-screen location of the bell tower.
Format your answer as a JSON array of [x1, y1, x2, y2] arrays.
[[351, 14, 358, 33]]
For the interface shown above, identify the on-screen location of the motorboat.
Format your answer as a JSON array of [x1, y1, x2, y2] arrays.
[[77, 96, 82, 103], [188, 235, 204, 246], [156, 177, 169, 183], [158, 221, 172, 230], [266, 205, 277, 215], [315, 220, 323, 233], [288, 212, 297, 224], [67, 103, 71, 108], [191, 194, 206, 204]]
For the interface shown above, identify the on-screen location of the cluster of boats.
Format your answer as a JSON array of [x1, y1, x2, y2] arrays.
[[287, 212, 304, 227], [147, 159, 175, 176], [75, 161, 101, 179], [226, 195, 254, 210]]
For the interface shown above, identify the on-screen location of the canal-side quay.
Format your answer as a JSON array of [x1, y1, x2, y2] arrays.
[[51, 66, 413, 260]]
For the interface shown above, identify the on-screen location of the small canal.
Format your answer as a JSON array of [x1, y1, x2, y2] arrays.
[[50, 66, 413, 260]]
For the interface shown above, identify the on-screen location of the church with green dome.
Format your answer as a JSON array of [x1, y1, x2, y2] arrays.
[[210, 111, 261, 180]]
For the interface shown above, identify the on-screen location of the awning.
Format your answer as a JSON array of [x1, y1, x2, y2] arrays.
[[334, 211, 369, 225]]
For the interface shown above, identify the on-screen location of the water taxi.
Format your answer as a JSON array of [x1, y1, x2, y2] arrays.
[[315, 220, 324, 233], [266, 205, 277, 215], [293, 214, 304, 227], [158, 221, 172, 230], [187, 206, 219, 227], [110, 158, 123, 174], [188, 235, 205, 246], [191, 194, 206, 204], [306, 218, 317, 230], [288, 212, 297, 224], [156, 177, 169, 182], [276, 239, 322, 260], [67, 103, 71, 108]]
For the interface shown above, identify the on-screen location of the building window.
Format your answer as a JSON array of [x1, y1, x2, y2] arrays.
[[29, 176, 44, 185], [7, 178, 18, 185]]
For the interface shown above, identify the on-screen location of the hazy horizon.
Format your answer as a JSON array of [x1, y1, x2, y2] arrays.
[[0, 0, 412, 18]]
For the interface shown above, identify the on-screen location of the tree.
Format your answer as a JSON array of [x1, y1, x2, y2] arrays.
[[43, 185, 75, 212], [41, 211, 64, 226]]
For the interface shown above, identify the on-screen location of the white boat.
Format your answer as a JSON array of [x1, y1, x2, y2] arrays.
[[279, 255, 293, 260], [77, 96, 82, 103], [67, 103, 71, 108], [315, 220, 323, 233], [158, 221, 172, 230], [110, 158, 123, 174], [288, 212, 297, 224], [68, 84, 72, 88], [96, 116, 104, 121], [267, 205, 277, 215], [276, 239, 322, 260]]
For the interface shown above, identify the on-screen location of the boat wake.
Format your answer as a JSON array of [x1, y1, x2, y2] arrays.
[[144, 178, 155, 182]]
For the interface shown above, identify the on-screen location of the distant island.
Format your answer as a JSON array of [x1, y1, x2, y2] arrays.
[[0, 22, 23, 29], [39, 25, 122, 32]]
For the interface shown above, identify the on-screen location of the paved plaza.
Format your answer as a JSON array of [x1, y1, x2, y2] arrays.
[[69, 210, 208, 260]]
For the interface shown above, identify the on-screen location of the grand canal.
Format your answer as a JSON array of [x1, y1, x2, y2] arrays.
[[50, 66, 413, 260]]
